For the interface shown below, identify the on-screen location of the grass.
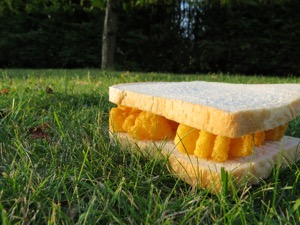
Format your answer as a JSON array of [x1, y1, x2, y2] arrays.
[[0, 69, 299, 224]]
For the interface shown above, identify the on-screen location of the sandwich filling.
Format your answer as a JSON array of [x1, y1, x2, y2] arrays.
[[109, 105, 288, 162]]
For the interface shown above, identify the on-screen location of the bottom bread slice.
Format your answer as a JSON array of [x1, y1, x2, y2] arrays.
[[111, 133, 300, 193]]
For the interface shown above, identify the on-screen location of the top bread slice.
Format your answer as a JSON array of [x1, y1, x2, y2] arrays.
[[109, 81, 300, 138]]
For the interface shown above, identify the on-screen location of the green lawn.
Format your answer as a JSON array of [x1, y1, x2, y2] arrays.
[[0, 69, 299, 224]]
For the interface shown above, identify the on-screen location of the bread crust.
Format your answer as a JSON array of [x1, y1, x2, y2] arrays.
[[111, 133, 300, 193], [109, 82, 300, 138]]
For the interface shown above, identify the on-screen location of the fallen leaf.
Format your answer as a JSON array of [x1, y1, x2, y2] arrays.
[[30, 128, 49, 139], [30, 123, 50, 140], [1, 89, 8, 95]]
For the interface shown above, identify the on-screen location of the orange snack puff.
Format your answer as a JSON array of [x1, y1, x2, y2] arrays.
[[122, 113, 140, 132], [194, 131, 216, 159], [122, 108, 141, 132], [174, 124, 199, 155], [128, 111, 172, 140], [229, 135, 253, 158], [211, 136, 230, 162], [109, 107, 130, 132]]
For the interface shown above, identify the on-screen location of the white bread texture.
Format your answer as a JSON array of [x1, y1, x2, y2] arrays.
[[112, 132, 300, 193], [109, 81, 300, 138]]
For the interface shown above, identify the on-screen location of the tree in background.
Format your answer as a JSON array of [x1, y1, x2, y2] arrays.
[[101, 0, 119, 70], [99, 0, 169, 70]]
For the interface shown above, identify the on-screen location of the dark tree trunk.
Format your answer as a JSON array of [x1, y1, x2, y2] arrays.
[[101, 0, 118, 69]]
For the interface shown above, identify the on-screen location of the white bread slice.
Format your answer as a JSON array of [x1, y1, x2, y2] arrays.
[[112, 133, 300, 193], [109, 82, 300, 138]]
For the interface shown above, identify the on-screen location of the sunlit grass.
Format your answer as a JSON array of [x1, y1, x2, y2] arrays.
[[0, 69, 299, 224]]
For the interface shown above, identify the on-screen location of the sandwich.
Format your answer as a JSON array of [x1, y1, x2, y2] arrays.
[[108, 81, 300, 192]]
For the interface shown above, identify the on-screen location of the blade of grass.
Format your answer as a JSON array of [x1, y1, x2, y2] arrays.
[[272, 141, 284, 210], [53, 111, 65, 138], [0, 202, 10, 225]]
